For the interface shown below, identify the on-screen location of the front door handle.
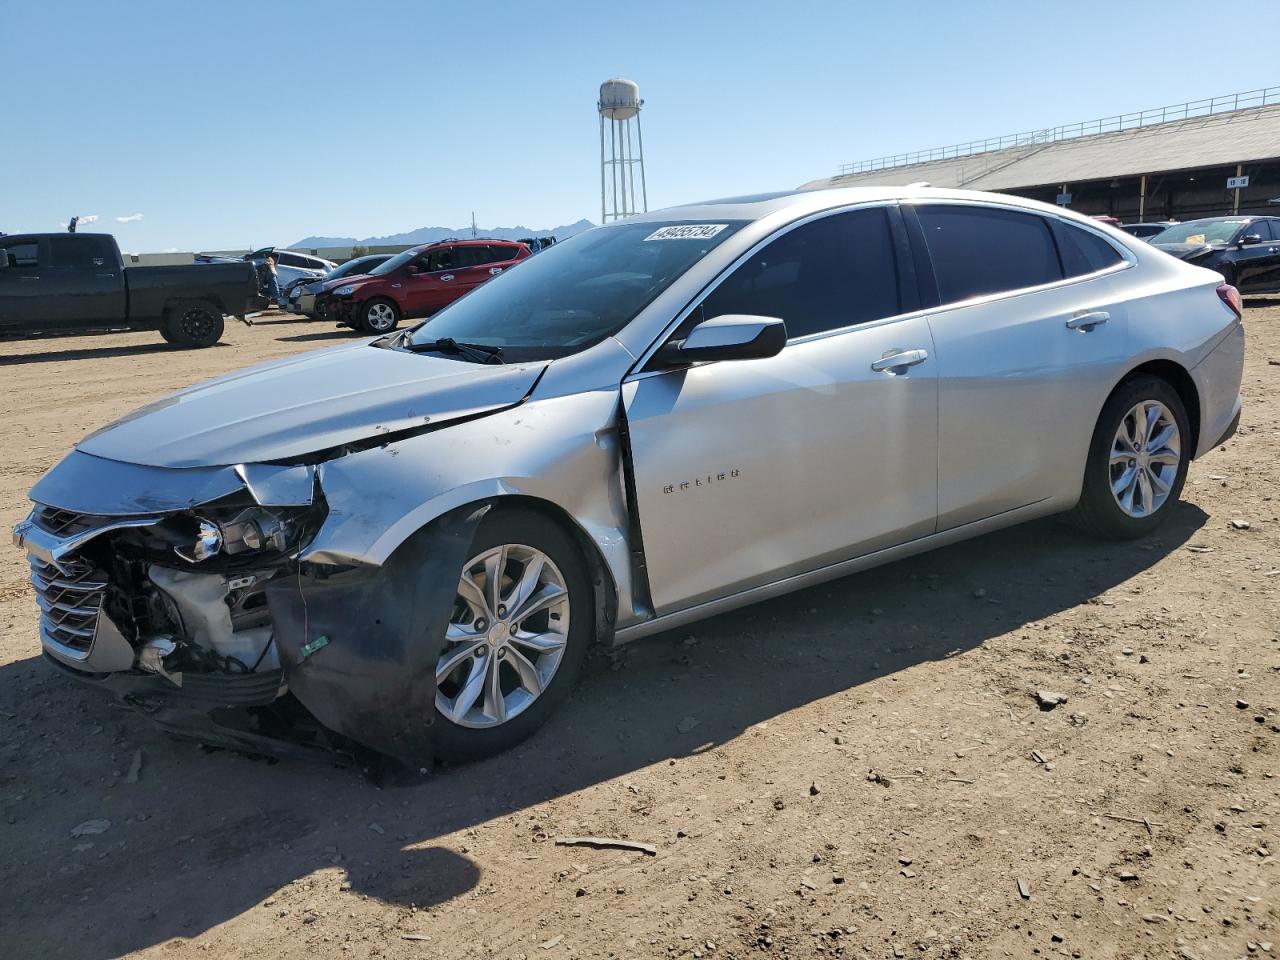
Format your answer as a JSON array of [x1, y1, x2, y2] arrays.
[[1066, 310, 1109, 331], [440, 274, 455, 282], [871, 348, 929, 373]]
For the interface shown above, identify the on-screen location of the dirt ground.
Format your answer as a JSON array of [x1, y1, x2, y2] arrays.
[[0, 307, 1275, 960]]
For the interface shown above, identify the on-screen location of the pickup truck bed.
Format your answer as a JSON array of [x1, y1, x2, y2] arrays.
[[0, 233, 264, 348]]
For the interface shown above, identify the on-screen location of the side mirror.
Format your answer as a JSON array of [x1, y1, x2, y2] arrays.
[[405, 264, 420, 275], [659, 314, 787, 366], [1240, 234, 1264, 247]]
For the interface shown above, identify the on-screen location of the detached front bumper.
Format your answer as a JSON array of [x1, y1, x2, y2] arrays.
[[329, 298, 359, 328]]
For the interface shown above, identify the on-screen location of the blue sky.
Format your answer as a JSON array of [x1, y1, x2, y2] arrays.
[[4, 0, 1278, 251]]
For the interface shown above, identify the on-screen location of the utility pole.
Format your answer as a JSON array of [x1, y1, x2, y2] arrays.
[[471, 212, 477, 239]]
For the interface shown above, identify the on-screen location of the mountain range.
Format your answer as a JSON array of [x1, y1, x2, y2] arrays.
[[292, 219, 595, 249]]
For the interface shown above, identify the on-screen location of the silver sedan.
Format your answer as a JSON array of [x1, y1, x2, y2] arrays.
[[13, 187, 1245, 767]]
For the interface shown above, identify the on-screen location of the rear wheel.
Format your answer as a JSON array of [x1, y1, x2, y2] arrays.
[[161, 300, 225, 348], [360, 298, 400, 334], [432, 510, 592, 763], [1070, 375, 1190, 539]]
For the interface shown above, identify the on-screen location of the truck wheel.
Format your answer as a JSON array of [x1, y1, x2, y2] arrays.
[[163, 301, 225, 348], [360, 298, 400, 334]]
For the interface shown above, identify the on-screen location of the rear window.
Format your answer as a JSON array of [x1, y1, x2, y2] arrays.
[[916, 205, 1063, 304]]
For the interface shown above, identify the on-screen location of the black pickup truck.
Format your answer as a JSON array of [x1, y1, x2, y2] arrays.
[[0, 232, 264, 348]]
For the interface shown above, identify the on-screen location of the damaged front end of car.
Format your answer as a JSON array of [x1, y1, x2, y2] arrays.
[[13, 452, 484, 771]]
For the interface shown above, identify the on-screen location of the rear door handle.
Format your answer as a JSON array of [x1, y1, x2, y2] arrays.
[[1066, 310, 1109, 331], [871, 348, 929, 373]]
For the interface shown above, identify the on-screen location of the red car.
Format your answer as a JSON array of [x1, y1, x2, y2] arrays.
[[328, 239, 532, 334]]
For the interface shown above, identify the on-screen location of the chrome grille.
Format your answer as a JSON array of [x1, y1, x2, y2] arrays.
[[29, 556, 108, 654], [34, 506, 105, 537]]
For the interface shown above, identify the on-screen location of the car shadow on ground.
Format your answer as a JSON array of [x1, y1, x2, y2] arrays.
[[274, 330, 362, 343], [0, 340, 217, 365], [0, 506, 1207, 957]]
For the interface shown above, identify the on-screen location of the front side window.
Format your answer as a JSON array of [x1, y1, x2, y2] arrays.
[[916, 204, 1063, 304], [404, 219, 745, 361], [426, 246, 456, 271], [1246, 221, 1274, 242], [4, 241, 40, 269], [701, 207, 900, 339]]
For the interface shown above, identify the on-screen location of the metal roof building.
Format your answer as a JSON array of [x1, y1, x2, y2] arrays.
[[802, 87, 1280, 223]]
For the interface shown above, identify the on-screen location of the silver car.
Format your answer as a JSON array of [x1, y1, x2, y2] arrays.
[[12, 187, 1245, 767]]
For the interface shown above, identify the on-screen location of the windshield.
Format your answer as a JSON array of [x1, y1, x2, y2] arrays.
[[1152, 220, 1247, 246], [404, 220, 746, 360], [369, 248, 420, 276], [328, 257, 379, 280]]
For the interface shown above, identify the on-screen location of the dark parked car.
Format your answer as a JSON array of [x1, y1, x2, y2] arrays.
[[1120, 222, 1178, 240], [0, 233, 263, 347], [285, 254, 393, 319], [1151, 217, 1280, 294]]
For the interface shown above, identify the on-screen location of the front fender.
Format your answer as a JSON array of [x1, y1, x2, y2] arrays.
[[302, 388, 641, 627]]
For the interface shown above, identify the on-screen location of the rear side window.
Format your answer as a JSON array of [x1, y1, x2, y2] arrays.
[[916, 205, 1063, 304], [48, 236, 110, 269], [454, 246, 496, 268], [702, 207, 901, 340], [1052, 221, 1125, 278], [3, 240, 39, 269], [490, 245, 521, 262]]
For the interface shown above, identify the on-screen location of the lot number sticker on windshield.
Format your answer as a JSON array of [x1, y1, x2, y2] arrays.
[[644, 224, 728, 241]]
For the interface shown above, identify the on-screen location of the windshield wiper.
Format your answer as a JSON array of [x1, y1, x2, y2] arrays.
[[404, 336, 505, 365]]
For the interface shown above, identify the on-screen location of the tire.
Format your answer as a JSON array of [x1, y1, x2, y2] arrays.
[[162, 300, 225, 348], [360, 298, 400, 334], [432, 509, 593, 763], [1069, 375, 1191, 540]]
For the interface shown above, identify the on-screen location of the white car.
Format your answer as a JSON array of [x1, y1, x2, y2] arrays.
[[246, 247, 335, 287]]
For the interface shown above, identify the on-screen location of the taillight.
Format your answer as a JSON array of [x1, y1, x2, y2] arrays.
[[1217, 283, 1242, 321]]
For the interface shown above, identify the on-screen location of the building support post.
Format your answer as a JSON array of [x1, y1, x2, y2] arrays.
[[1233, 163, 1243, 216], [1138, 174, 1147, 221]]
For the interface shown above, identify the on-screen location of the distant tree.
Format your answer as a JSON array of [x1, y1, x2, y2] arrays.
[[351, 244, 370, 258]]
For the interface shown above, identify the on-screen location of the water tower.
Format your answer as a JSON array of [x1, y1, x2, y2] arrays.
[[598, 79, 648, 222]]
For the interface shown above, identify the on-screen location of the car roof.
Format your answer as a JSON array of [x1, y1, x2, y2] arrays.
[[618, 185, 1121, 229], [410, 238, 525, 252]]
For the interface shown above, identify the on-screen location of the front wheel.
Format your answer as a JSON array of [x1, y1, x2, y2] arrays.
[[1070, 375, 1190, 539], [432, 510, 592, 763], [360, 298, 400, 334]]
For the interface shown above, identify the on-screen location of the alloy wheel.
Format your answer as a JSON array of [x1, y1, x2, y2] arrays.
[[435, 544, 571, 729], [365, 302, 397, 332], [1109, 399, 1181, 518]]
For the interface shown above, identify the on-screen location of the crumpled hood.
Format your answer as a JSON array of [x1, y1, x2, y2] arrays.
[[1153, 241, 1217, 261], [77, 341, 546, 468], [318, 273, 373, 293]]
